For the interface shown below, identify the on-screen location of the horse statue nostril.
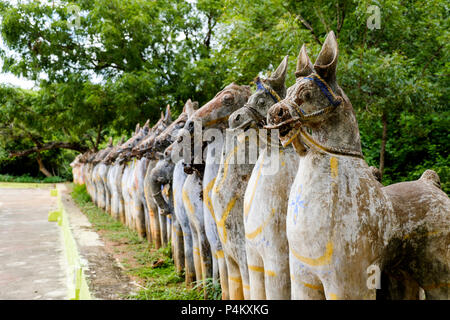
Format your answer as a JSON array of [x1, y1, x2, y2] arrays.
[[236, 114, 241, 122], [278, 108, 284, 117]]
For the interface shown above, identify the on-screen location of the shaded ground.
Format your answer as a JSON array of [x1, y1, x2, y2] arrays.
[[0, 185, 67, 300]]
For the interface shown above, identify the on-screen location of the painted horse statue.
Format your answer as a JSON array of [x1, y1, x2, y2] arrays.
[[267, 31, 449, 299], [181, 83, 251, 298], [228, 55, 300, 299]]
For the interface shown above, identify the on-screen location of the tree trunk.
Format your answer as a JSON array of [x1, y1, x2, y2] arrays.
[[94, 124, 103, 152], [9, 141, 88, 157], [379, 113, 388, 182], [36, 153, 52, 177]]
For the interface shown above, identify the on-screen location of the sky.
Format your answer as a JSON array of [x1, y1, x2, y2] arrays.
[[0, 72, 37, 90]]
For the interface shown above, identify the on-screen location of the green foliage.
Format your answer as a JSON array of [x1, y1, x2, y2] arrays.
[[71, 183, 93, 203]]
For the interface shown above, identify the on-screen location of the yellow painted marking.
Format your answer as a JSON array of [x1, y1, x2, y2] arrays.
[[282, 128, 301, 147], [243, 284, 250, 290], [173, 188, 177, 209], [329, 293, 339, 300], [205, 115, 230, 127], [248, 265, 264, 273], [403, 229, 442, 240], [213, 145, 238, 194], [330, 156, 338, 179], [279, 148, 286, 167], [290, 241, 333, 266], [182, 188, 195, 215], [245, 208, 276, 239], [243, 153, 264, 218], [172, 226, 183, 237], [229, 276, 242, 283], [215, 250, 224, 259], [290, 274, 324, 291], [249, 265, 277, 277], [265, 270, 276, 277], [193, 247, 201, 256], [203, 178, 217, 223], [422, 282, 450, 290], [216, 195, 238, 244]]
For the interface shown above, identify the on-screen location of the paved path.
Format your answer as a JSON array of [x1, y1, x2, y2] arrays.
[[0, 186, 68, 300]]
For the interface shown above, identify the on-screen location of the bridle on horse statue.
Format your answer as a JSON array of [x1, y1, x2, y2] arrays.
[[242, 77, 282, 127], [286, 73, 343, 123], [268, 72, 364, 159]]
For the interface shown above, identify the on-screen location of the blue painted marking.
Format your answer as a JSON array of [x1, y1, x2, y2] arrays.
[[289, 189, 305, 224]]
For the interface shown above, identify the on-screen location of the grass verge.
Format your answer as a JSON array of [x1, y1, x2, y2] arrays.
[[0, 174, 67, 183], [71, 183, 221, 300]]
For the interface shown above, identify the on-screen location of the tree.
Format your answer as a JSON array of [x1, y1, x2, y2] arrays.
[[214, 0, 448, 186]]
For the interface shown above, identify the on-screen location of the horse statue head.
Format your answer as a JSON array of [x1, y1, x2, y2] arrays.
[[102, 137, 125, 165], [131, 105, 172, 159], [266, 31, 362, 159], [177, 83, 251, 168], [228, 56, 288, 133], [152, 99, 198, 160], [116, 119, 151, 164]]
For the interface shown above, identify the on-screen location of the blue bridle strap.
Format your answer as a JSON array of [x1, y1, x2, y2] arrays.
[[303, 73, 342, 107], [255, 78, 281, 103]]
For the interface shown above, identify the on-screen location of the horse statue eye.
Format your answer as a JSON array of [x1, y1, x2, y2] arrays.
[[258, 98, 265, 106], [223, 94, 234, 104], [302, 91, 312, 101]]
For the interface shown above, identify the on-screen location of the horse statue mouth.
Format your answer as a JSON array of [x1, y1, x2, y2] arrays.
[[229, 119, 256, 133], [265, 117, 302, 147]]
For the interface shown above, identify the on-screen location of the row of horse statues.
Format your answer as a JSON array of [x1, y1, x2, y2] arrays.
[[71, 32, 449, 300]]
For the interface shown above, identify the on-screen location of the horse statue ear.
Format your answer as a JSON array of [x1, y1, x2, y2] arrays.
[[185, 99, 197, 117], [135, 123, 140, 135], [182, 99, 192, 113], [164, 104, 172, 123], [108, 137, 113, 147], [314, 31, 339, 84], [295, 44, 314, 78], [266, 55, 288, 92]]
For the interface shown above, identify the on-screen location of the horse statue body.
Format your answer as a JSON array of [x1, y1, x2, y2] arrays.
[[227, 56, 300, 299], [148, 100, 197, 272], [181, 83, 251, 297], [115, 121, 151, 232]]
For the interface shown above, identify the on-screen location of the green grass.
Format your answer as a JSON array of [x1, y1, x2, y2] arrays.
[[0, 173, 67, 183], [71, 183, 221, 300]]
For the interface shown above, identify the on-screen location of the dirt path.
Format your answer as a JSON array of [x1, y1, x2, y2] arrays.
[[58, 184, 139, 299], [0, 184, 139, 300], [0, 186, 67, 300]]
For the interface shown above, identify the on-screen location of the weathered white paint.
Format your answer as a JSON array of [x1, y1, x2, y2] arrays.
[[244, 145, 299, 300]]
